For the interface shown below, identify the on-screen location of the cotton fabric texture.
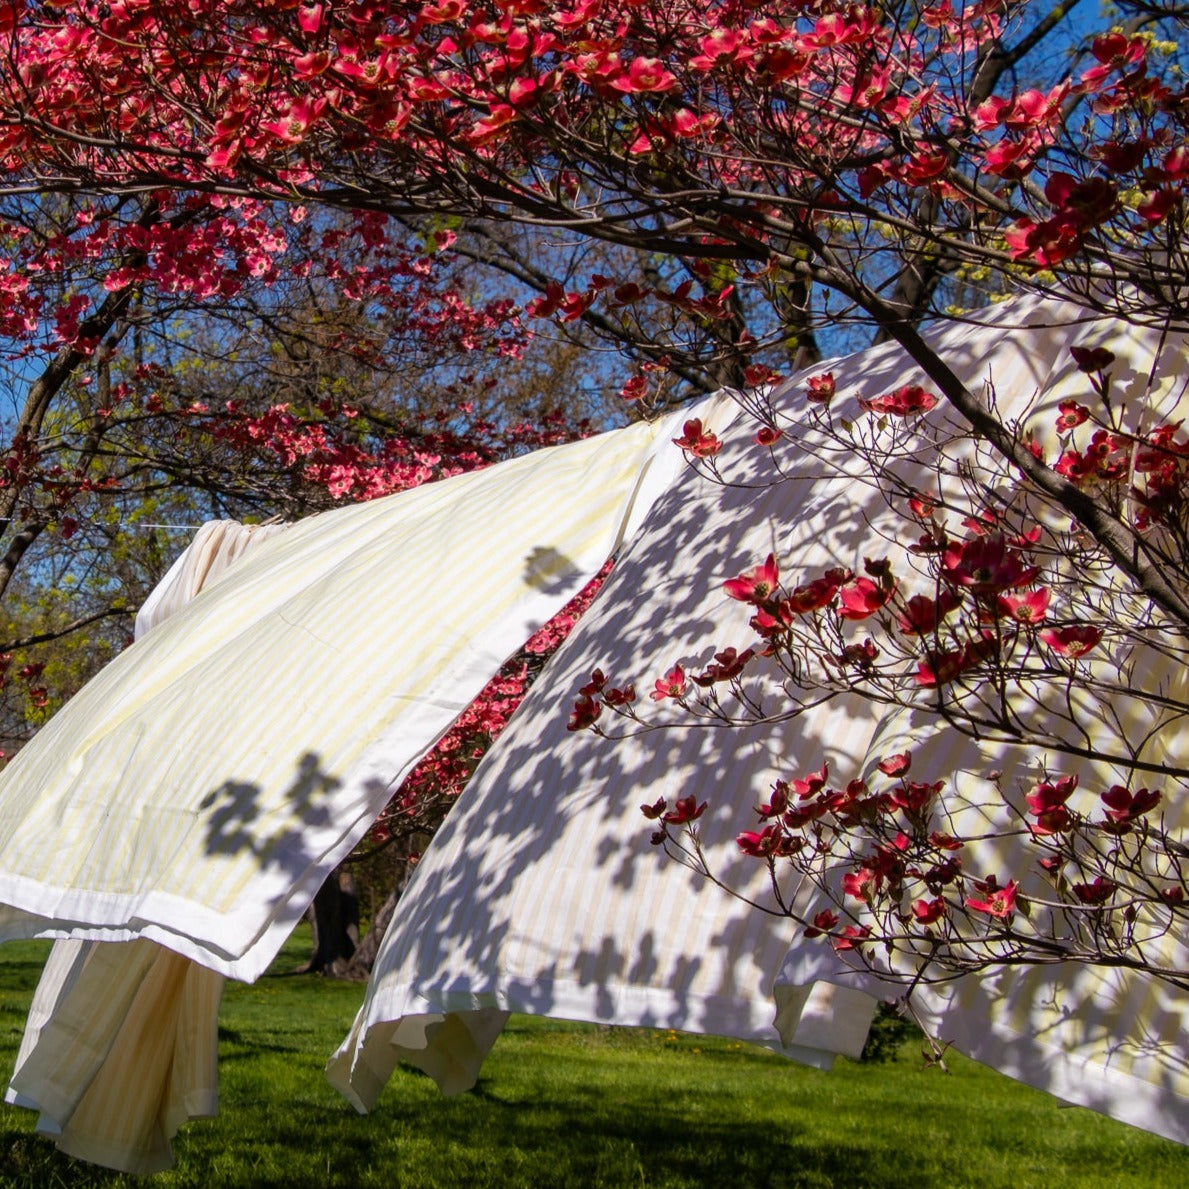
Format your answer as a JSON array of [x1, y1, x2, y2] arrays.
[[327, 300, 1189, 1145], [0, 411, 695, 1172]]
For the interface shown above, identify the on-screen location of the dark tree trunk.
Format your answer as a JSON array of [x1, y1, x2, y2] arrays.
[[340, 881, 401, 981], [297, 868, 359, 975]]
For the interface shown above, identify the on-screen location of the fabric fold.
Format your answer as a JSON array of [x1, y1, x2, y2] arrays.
[[3, 522, 290, 1171], [327, 299, 1188, 1143], [3, 407, 704, 1172], [134, 519, 291, 639], [7, 939, 224, 1173]]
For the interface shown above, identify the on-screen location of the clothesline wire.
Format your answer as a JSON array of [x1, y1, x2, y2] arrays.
[[131, 523, 206, 531], [0, 517, 244, 532]]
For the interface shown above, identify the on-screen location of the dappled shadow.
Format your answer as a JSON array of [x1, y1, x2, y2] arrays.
[[341, 300, 1189, 1144], [522, 545, 583, 598], [198, 753, 342, 868]]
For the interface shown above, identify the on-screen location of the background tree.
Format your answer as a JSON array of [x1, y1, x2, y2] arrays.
[[0, 196, 625, 742]]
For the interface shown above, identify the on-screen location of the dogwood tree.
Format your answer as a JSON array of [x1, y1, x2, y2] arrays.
[[0, 201, 554, 732], [0, 0, 1180, 553], [576, 326, 1189, 1006], [0, 0, 1184, 992]]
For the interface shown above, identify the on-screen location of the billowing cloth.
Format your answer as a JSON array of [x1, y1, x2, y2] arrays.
[[134, 519, 290, 639], [1, 407, 704, 1172], [815, 706, 1189, 1143], [0, 412, 693, 976], [327, 299, 1189, 1144], [5, 522, 289, 1173]]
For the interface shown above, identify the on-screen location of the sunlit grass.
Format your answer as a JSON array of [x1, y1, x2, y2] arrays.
[[2, 930, 1185, 1188]]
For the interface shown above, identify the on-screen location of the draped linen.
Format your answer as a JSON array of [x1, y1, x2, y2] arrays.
[[7, 940, 225, 1173], [134, 519, 290, 639], [1, 408, 703, 1171], [6, 520, 291, 1172], [327, 300, 1189, 1144]]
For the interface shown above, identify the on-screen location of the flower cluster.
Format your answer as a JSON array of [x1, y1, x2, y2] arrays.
[[642, 744, 1184, 983]]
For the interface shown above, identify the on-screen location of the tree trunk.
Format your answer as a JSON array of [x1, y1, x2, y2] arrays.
[[340, 880, 402, 981], [297, 868, 359, 975]]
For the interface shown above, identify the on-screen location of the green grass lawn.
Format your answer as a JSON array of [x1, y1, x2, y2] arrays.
[[1, 930, 1186, 1188]]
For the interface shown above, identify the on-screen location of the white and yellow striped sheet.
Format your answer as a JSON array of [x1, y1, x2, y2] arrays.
[[327, 300, 1189, 1144], [0, 411, 693, 980], [819, 701, 1189, 1143], [0, 407, 710, 1173], [7, 939, 224, 1174], [5, 522, 288, 1173]]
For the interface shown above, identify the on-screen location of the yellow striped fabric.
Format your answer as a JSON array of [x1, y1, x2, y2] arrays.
[[328, 299, 1188, 1144], [4, 522, 288, 1172], [0, 414, 688, 979], [7, 939, 223, 1174], [0, 409, 706, 1172]]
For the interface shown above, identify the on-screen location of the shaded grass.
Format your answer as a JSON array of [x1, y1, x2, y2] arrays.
[[1, 932, 1186, 1187]]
